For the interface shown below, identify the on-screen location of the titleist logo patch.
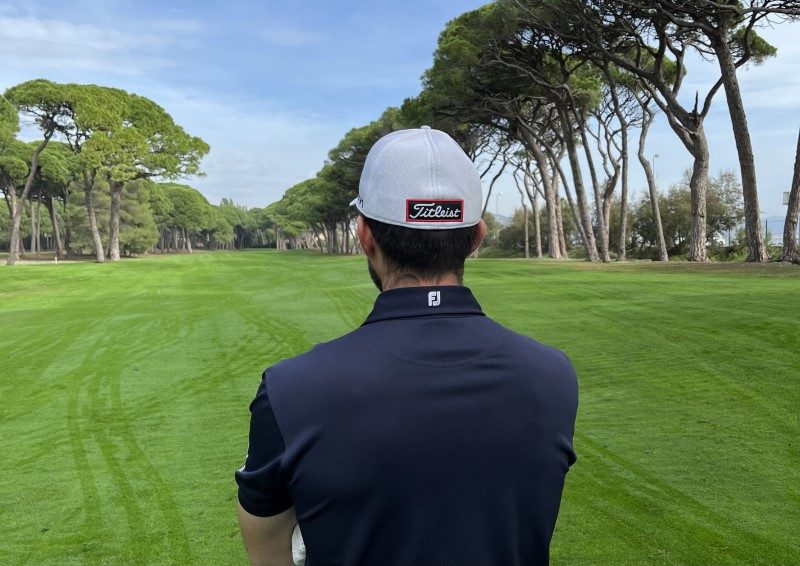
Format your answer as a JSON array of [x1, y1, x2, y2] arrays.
[[406, 199, 464, 222]]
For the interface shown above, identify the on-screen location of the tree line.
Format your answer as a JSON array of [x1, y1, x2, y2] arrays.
[[0, 80, 284, 264], [266, 0, 800, 263], [0, 80, 199, 264], [489, 169, 760, 260]]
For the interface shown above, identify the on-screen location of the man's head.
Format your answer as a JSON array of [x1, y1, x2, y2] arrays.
[[351, 126, 486, 291]]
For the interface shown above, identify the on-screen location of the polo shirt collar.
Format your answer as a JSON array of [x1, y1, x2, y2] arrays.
[[362, 285, 484, 325]]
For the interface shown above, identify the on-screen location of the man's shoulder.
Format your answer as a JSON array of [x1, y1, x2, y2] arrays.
[[265, 326, 368, 381], [482, 316, 575, 366]]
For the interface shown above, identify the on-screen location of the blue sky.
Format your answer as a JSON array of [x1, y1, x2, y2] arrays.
[[1, 1, 799, 220]]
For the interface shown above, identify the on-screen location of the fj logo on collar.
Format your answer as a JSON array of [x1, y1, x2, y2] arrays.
[[428, 291, 441, 307], [406, 199, 464, 222]]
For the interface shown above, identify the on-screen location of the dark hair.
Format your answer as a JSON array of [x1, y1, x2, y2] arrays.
[[363, 215, 480, 281]]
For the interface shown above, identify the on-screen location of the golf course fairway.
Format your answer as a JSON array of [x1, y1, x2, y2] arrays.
[[1, 251, 798, 565]]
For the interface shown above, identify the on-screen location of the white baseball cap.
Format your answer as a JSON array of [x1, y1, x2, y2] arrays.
[[350, 126, 483, 229]]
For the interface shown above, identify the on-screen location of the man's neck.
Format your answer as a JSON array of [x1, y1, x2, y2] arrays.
[[382, 272, 462, 291]]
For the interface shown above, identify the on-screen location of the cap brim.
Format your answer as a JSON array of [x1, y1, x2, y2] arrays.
[[349, 197, 358, 207]]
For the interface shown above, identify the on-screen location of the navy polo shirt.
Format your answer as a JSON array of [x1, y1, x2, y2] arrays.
[[236, 286, 578, 565]]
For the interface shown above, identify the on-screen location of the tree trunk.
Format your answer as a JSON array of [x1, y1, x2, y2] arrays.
[[530, 184, 542, 258], [579, 124, 610, 261], [604, 73, 630, 261], [559, 107, 599, 261], [36, 189, 43, 256], [6, 185, 22, 266], [46, 197, 65, 257], [108, 181, 122, 261], [554, 198, 567, 257], [519, 128, 562, 259], [551, 170, 569, 258], [561, 182, 584, 253], [781, 127, 800, 263], [686, 128, 710, 262], [601, 191, 613, 260], [32, 192, 39, 255], [617, 123, 629, 261], [536, 157, 559, 259], [184, 227, 192, 253], [544, 145, 575, 257], [83, 176, 105, 262], [481, 158, 508, 218], [637, 112, 669, 262], [62, 190, 71, 254], [28, 197, 37, 256], [331, 224, 338, 253], [715, 41, 768, 262], [6, 136, 52, 265], [346, 221, 357, 255], [522, 204, 530, 259]]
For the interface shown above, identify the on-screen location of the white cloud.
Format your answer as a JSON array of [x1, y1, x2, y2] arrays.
[[0, 10, 342, 208], [0, 16, 162, 51], [134, 88, 343, 207], [0, 14, 197, 75]]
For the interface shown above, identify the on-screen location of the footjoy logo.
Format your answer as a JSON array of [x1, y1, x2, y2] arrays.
[[428, 291, 441, 307], [406, 199, 464, 222]]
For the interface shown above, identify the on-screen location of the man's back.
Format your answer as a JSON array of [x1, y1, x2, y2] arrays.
[[238, 286, 578, 565]]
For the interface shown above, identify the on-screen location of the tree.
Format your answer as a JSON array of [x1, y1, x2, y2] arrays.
[[781, 127, 800, 263], [205, 208, 235, 250], [315, 108, 401, 253], [637, 1, 791, 261], [1, 81, 70, 265], [511, 0, 719, 261], [18, 81, 130, 262], [148, 182, 175, 251], [64, 179, 110, 255], [118, 180, 159, 255], [655, 170, 744, 255], [496, 207, 536, 255], [635, 96, 669, 261], [0, 97, 30, 260], [99, 93, 209, 261], [158, 183, 213, 252], [421, 5, 577, 259], [34, 141, 74, 257]]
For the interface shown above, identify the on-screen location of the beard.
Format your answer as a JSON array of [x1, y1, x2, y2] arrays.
[[367, 257, 383, 292]]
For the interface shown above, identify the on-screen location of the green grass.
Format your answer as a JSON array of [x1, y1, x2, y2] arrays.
[[1, 251, 798, 565]]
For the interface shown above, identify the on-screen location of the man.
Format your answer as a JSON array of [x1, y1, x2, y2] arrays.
[[236, 126, 579, 565]]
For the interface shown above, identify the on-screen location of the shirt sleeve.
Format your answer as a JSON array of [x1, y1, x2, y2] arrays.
[[235, 371, 293, 517]]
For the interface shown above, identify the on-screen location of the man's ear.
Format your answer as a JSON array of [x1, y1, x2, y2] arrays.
[[357, 215, 377, 259], [469, 219, 487, 255]]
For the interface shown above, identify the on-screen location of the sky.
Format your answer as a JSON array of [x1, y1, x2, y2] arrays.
[[2, 0, 799, 221]]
